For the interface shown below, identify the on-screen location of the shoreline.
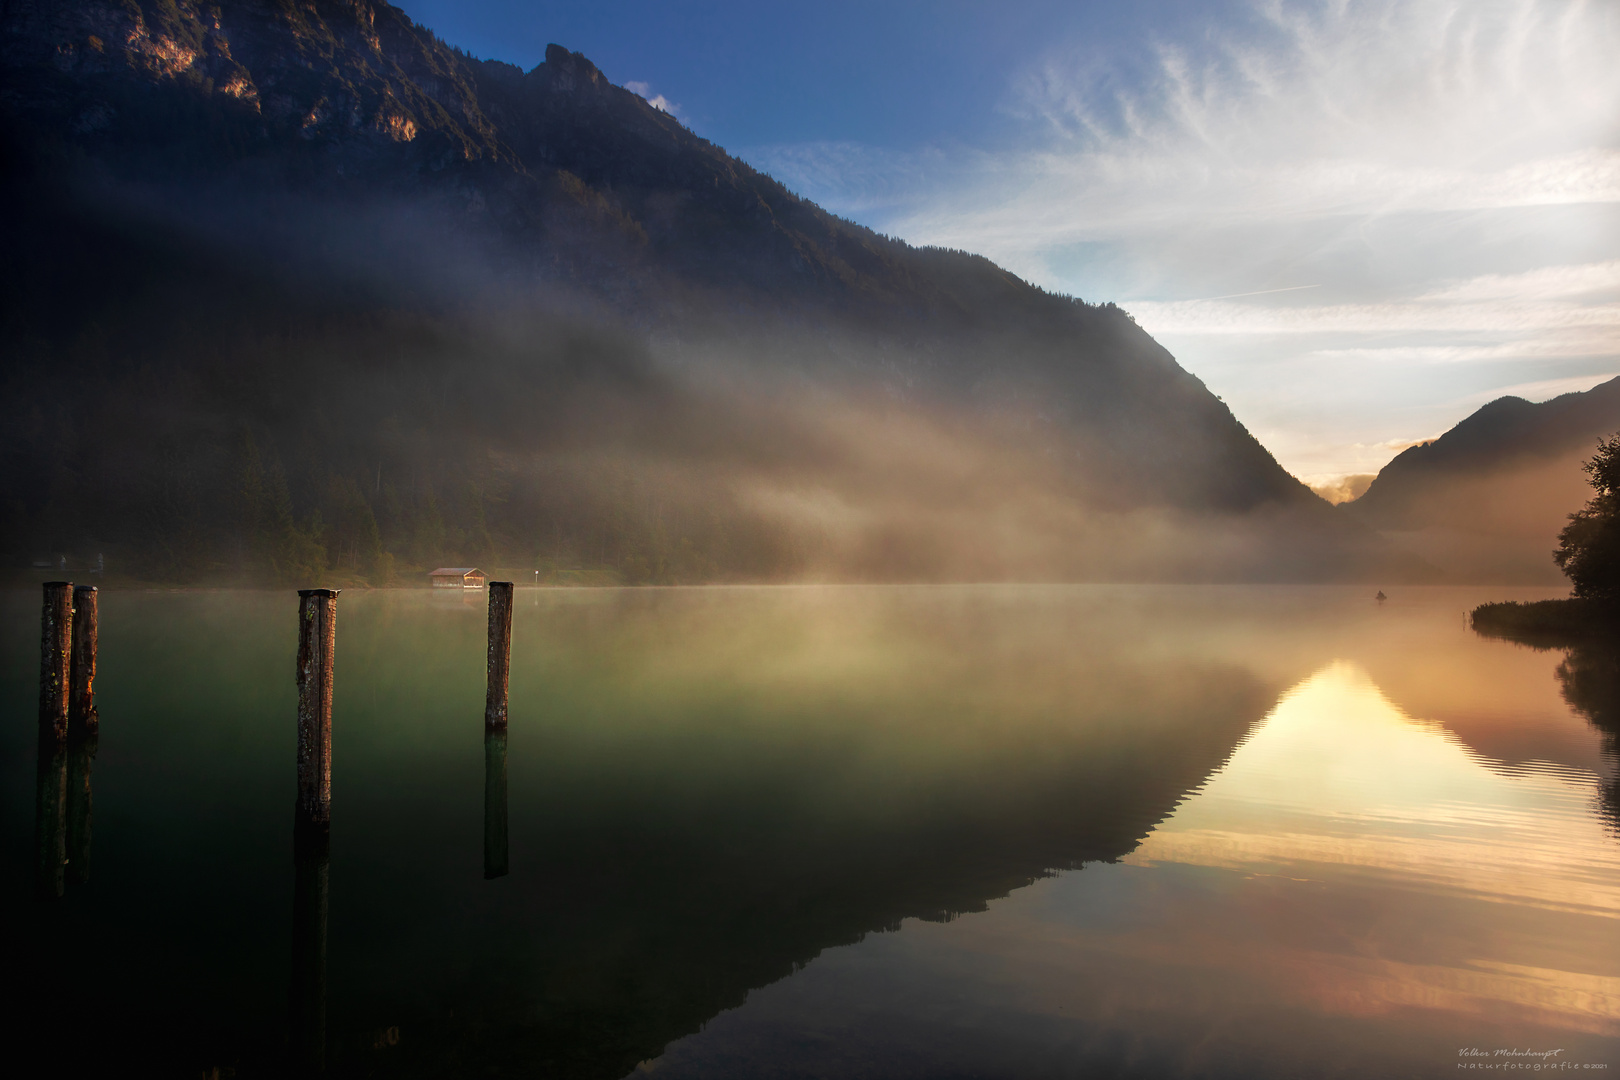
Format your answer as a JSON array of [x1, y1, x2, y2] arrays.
[[1470, 598, 1617, 646]]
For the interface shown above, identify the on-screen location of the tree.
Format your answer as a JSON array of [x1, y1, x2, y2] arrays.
[[236, 431, 327, 585], [322, 473, 383, 574], [1554, 433, 1620, 606]]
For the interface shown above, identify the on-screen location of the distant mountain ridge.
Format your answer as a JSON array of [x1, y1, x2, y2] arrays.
[[1351, 377, 1620, 517], [1343, 378, 1620, 582], [0, 0, 1421, 583]]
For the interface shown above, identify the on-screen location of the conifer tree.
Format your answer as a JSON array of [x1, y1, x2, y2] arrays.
[[1555, 434, 1620, 607]]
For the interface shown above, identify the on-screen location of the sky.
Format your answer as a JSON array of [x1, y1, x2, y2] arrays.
[[402, 0, 1620, 492]]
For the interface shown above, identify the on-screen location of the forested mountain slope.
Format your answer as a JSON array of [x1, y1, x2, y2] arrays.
[[0, 0, 1421, 584], [1343, 378, 1620, 583]]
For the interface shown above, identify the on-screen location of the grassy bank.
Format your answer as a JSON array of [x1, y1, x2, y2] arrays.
[[1470, 598, 1616, 644]]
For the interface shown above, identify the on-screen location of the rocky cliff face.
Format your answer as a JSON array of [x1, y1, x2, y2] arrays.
[[2, 0, 500, 161], [0, 1, 1418, 583], [5, 1, 1008, 312]]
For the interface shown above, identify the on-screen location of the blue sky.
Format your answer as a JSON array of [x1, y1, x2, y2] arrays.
[[402, 0, 1142, 149], [403, 0, 1620, 493]]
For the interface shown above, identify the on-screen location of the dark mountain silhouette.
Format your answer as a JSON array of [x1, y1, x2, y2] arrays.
[[0, 0, 1421, 584], [1344, 378, 1620, 582]]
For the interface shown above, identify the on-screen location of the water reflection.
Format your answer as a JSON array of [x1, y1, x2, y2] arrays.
[[34, 733, 66, 899], [1556, 644, 1620, 830], [290, 824, 331, 1071], [337, 657, 1274, 1075], [35, 725, 96, 898], [4, 586, 1614, 1078], [1118, 663, 1620, 1048], [1467, 614, 1620, 831], [66, 733, 96, 887], [642, 659, 1620, 1077], [485, 730, 509, 879], [1131, 663, 1620, 916]]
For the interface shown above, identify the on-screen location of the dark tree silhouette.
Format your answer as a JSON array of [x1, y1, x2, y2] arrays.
[[1554, 433, 1620, 607], [1555, 645, 1620, 833]]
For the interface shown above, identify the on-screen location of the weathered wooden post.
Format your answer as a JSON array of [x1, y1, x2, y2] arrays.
[[290, 587, 336, 1067], [485, 581, 514, 731], [70, 584, 98, 735], [39, 581, 72, 743], [295, 589, 339, 830], [483, 582, 513, 879], [483, 730, 509, 879]]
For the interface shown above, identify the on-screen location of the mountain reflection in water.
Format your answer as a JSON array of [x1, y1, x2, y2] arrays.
[[2, 586, 1616, 1077]]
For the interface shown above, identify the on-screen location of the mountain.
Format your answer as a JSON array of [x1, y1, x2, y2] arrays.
[[0, 0, 1421, 584], [1342, 378, 1620, 582]]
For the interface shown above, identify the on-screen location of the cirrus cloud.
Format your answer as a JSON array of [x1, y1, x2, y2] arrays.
[[744, 1, 1620, 480]]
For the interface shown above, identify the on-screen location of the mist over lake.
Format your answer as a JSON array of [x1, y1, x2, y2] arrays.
[[4, 584, 1618, 1077], [5, 0, 1619, 1076]]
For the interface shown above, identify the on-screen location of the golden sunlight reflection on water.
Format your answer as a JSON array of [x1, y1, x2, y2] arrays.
[[641, 643, 1620, 1078], [1128, 662, 1620, 921], [1124, 662, 1620, 1036]]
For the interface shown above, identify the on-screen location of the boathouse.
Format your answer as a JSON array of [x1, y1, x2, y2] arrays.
[[429, 567, 486, 589]]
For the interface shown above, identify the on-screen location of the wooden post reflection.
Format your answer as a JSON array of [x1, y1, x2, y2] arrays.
[[66, 733, 98, 887], [36, 581, 72, 899], [35, 734, 67, 899], [290, 824, 330, 1071], [484, 729, 509, 879]]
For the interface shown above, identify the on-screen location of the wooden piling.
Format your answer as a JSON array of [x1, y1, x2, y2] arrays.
[[483, 729, 509, 879], [39, 582, 72, 744], [70, 584, 98, 736], [485, 581, 514, 731], [295, 589, 339, 829]]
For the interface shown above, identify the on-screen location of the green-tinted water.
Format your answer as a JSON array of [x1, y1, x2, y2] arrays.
[[3, 585, 1616, 1076]]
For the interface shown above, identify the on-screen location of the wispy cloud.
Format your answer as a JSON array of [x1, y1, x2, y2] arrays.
[[741, 140, 971, 219], [624, 80, 682, 117], [1126, 298, 1620, 336], [1301, 340, 1618, 365], [1361, 436, 1438, 453], [896, 150, 1620, 260], [1453, 373, 1620, 407], [747, 1, 1620, 480], [1419, 261, 1620, 303], [894, 0, 1620, 256]]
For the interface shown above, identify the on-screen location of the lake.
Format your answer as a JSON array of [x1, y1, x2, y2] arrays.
[[3, 585, 1617, 1077]]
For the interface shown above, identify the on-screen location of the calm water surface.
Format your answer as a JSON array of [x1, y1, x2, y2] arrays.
[[2, 585, 1616, 1077]]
